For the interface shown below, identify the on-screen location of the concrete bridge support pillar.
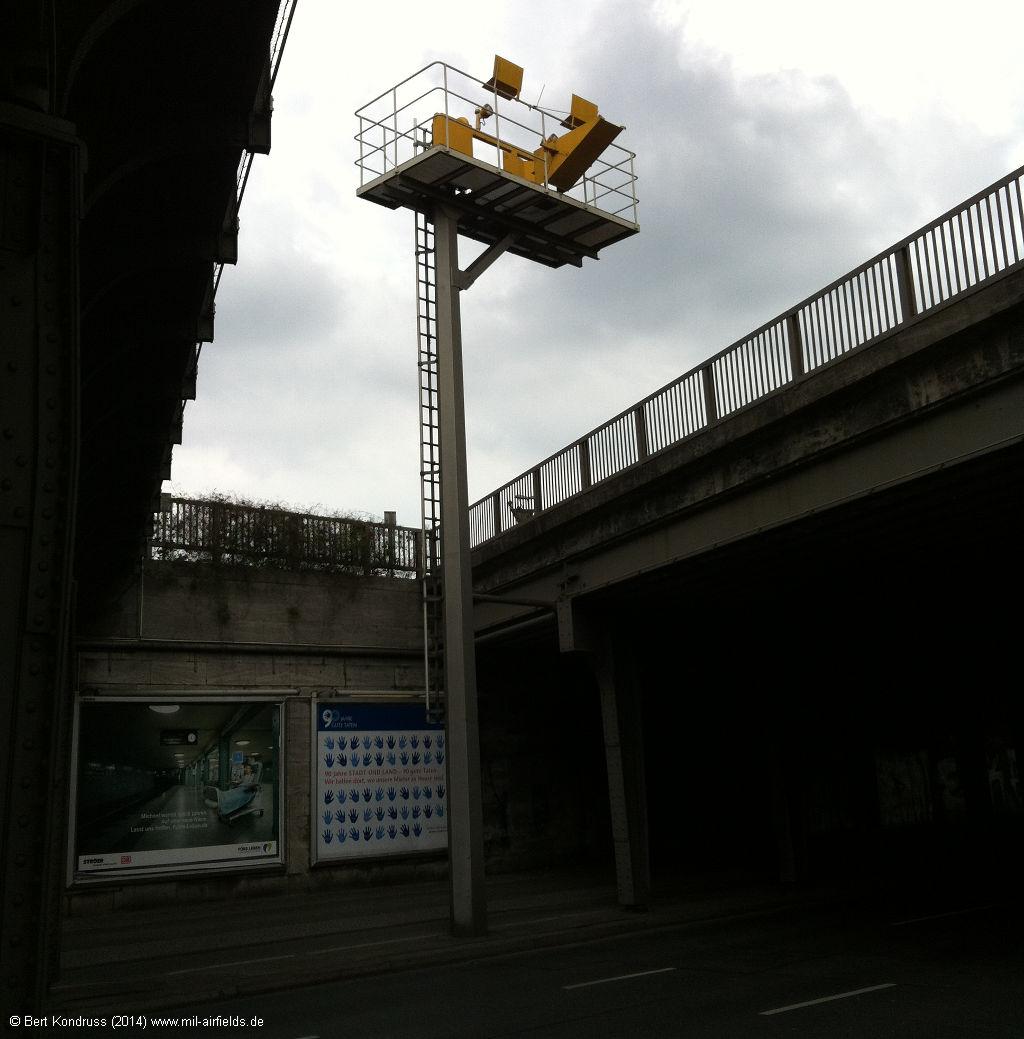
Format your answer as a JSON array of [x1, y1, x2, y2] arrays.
[[559, 602, 649, 909]]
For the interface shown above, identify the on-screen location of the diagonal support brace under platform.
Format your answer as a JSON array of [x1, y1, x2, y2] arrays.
[[454, 233, 516, 291]]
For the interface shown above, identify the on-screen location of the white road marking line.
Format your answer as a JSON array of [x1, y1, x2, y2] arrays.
[[760, 982, 896, 1016], [563, 967, 676, 990], [313, 932, 444, 954], [890, 905, 996, 927], [166, 953, 296, 976]]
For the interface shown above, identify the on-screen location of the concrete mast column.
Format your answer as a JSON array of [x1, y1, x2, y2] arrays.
[[433, 204, 487, 936]]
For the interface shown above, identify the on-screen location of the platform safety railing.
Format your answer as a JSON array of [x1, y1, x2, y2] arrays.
[[469, 163, 1024, 547], [354, 61, 639, 226]]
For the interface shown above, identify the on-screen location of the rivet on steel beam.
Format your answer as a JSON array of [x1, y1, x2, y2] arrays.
[[16, 455, 27, 467], [35, 587, 47, 598], [37, 561, 49, 572], [42, 506, 53, 518], [26, 699, 38, 712], [29, 663, 40, 675], [14, 506, 25, 517], [10, 296, 23, 307], [7, 361, 18, 372], [46, 362, 56, 374], [2, 428, 13, 439], [46, 397, 56, 410], [1, 479, 11, 492], [46, 331, 57, 344]]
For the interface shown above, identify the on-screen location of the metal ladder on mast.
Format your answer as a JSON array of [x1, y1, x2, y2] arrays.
[[415, 210, 445, 721]]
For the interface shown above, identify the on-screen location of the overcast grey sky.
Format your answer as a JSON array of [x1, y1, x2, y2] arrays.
[[167, 0, 1024, 526]]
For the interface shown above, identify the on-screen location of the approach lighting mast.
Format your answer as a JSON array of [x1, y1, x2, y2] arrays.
[[355, 55, 639, 937]]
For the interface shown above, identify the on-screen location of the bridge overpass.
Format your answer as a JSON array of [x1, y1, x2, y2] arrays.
[[469, 166, 1024, 907]]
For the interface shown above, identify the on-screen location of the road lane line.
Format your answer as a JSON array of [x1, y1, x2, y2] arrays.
[[313, 932, 444, 954], [760, 983, 896, 1016], [890, 905, 996, 927], [563, 967, 676, 990], [166, 953, 296, 976]]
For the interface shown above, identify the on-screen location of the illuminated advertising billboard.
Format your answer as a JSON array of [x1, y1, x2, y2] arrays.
[[71, 698, 282, 879], [314, 702, 446, 863]]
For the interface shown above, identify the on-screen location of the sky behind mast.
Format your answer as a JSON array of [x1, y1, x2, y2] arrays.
[[168, 0, 1024, 525]]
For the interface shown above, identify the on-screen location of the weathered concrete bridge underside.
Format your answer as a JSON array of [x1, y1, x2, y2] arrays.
[[471, 263, 1024, 906]]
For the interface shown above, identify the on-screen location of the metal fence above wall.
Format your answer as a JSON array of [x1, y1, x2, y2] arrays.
[[470, 163, 1024, 547], [152, 498, 421, 577]]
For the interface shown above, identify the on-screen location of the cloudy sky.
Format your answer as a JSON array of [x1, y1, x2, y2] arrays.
[[167, 0, 1024, 527]]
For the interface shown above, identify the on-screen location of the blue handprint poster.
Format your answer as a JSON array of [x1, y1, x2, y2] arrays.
[[314, 702, 447, 862]]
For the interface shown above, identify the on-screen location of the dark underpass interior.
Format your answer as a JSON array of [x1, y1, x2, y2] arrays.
[[479, 441, 1023, 892]]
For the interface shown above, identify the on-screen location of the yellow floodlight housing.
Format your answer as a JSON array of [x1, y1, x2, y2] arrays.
[[560, 94, 599, 130], [482, 55, 524, 100]]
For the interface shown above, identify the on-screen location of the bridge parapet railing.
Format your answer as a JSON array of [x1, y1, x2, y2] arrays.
[[152, 498, 421, 577], [470, 164, 1024, 548]]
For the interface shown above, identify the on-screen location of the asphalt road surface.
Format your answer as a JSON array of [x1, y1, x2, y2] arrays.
[[168, 893, 1023, 1038]]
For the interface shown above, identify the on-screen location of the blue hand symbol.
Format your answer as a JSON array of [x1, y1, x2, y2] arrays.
[[400, 806, 409, 820], [437, 805, 444, 818], [387, 806, 397, 820], [387, 787, 397, 801], [375, 753, 384, 766], [436, 785, 445, 799], [387, 753, 396, 766], [322, 830, 333, 844], [337, 828, 347, 843], [376, 825, 386, 840], [374, 736, 384, 749], [349, 827, 360, 841], [423, 736, 432, 749], [424, 752, 433, 764], [400, 824, 410, 837], [322, 810, 333, 826], [338, 753, 348, 767], [362, 753, 372, 766], [323, 790, 335, 805], [324, 753, 335, 768], [386, 735, 396, 749], [436, 751, 444, 765], [413, 786, 421, 800], [412, 753, 421, 765], [412, 806, 422, 820], [400, 752, 409, 766], [375, 807, 385, 821], [325, 736, 335, 750], [412, 823, 422, 837], [362, 737, 372, 750], [399, 736, 408, 749], [363, 807, 373, 822], [335, 808, 346, 823], [363, 826, 373, 841], [387, 825, 397, 839], [350, 737, 359, 751], [337, 788, 347, 804], [424, 805, 433, 819], [362, 787, 372, 802], [348, 807, 359, 824], [400, 786, 410, 800]]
